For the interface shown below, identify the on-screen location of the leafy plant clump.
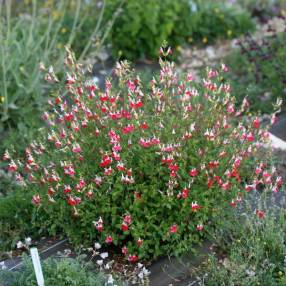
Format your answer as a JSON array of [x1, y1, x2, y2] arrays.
[[224, 19, 286, 113], [0, 0, 111, 150], [235, 0, 286, 21], [0, 189, 37, 255], [0, 255, 117, 286], [200, 207, 286, 285], [4, 46, 282, 261], [104, 0, 255, 60]]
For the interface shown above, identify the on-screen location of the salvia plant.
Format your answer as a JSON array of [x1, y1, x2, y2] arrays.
[[3, 46, 283, 261]]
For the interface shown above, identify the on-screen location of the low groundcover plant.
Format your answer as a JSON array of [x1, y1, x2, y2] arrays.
[[3, 46, 282, 261]]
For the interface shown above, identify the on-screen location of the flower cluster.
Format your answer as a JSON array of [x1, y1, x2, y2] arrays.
[[4, 47, 282, 260]]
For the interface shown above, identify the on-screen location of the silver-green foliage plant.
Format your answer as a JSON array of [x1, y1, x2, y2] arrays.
[[201, 205, 286, 285], [0, 0, 111, 132], [0, 255, 119, 286]]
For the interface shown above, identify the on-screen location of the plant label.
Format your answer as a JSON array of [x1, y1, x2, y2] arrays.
[[30, 247, 44, 286]]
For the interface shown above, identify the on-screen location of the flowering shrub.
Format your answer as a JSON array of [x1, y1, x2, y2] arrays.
[[4, 47, 282, 261]]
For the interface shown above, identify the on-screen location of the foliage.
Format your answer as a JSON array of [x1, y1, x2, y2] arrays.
[[4, 47, 281, 261], [224, 25, 286, 113], [189, 0, 255, 45], [104, 0, 255, 60], [0, 255, 117, 286], [0, 0, 110, 135], [0, 189, 36, 254], [200, 205, 286, 285], [234, 0, 286, 20]]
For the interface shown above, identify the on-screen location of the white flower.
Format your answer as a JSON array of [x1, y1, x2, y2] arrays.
[[246, 269, 256, 277], [138, 272, 144, 279], [107, 274, 114, 284], [143, 267, 151, 276], [100, 252, 108, 259], [64, 249, 72, 255], [0, 261, 7, 270], [25, 237, 32, 246], [137, 263, 144, 268], [17, 241, 24, 249], [96, 260, 103, 266], [104, 263, 110, 270], [94, 242, 101, 249]]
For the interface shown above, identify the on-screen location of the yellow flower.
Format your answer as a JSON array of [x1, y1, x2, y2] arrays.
[[279, 271, 283, 276], [188, 37, 193, 43], [56, 43, 63, 49], [61, 27, 67, 34], [227, 30, 232, 37], [70, 0, 77, 8], [44, 0, 54, 9], [282, 9, 286, 17], [52, 10, 62, 20], [176, 45, 182, 52], [24, 0, 30, 5], [0, 96, 4, 103], [202, 37, 208, 44]]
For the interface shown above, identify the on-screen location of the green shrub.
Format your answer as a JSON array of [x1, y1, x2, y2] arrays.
[[0, 255, 117, 286], [0, 190, 35, 254], [190, 1, 255, 44], [104, 0, 255, 60], [5, 47, 280, 261]]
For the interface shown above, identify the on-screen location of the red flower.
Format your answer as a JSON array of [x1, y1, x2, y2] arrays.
[[32, 194, 41, 206], [253, 117, 260, 129], [191, 201, 201, 212], [196, 224, 204, 231], [169, 164, 179, 172], [122, 246, 128, 255], [181, 188, 189, 199], [229, 200, 236, 207], [256, 209, 265, 219], [128, 254, 138, 263], [121, 223, 129, 232], [100, 155, 112, 168], [189, 168, 198, 177], [48, 187, 55, 196], [105, 235, 113, 244], [137, 238, 143, 246], [64, 185, 71, 194], [67, 197, 77, 206], [86, 190, 94, 198], [123, 215, 132, 225], [169, 224, 178, 234], [8, 161, 17, 172], [96, 223, 103, 232], [139, 122, 149, 129]]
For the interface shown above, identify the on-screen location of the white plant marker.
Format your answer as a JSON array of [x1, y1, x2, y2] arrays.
[[30, 247, 44, 286]]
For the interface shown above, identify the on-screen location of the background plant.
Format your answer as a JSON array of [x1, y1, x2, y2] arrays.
[[233, 0, 286, 21], [199, 201, 286, 285], [0, 189, 43, 258], [104, 0, 255, 60], [0, 0, 114, 154], [223, 19, 286, 113], [0, 254, 119, 286]]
